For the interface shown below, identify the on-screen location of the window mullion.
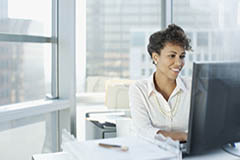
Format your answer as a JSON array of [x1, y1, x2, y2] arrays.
[[0, 33, 53, 43], [49, 0, 59, 99], [161, 0, 173, 28]]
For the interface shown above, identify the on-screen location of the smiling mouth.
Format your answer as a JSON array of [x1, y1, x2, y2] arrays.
[[171, 68, 181, 73]]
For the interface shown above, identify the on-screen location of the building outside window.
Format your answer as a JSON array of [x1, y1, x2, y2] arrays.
[[84, 0, 162, 92], [0, 0, 75, 159], [0, 0, 52, 106], [173, 0, 240, 76], [83, 0, 240, 93]]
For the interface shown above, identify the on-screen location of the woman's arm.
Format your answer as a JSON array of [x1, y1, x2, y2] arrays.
[[157, 130, 187, 141], [129, 83, 159, 139]]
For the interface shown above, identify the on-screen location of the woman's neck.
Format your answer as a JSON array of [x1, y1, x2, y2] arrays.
[[154, 72, 176, 101]]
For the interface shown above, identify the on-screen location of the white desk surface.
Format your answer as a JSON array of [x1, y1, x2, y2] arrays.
[[32, 152, 74, 160], [184, 148, 239, 160], [62, 137, 177, 160], [33, 137, 240, 160], [33, 149, 239, 160], [33, 150, 240, 160]]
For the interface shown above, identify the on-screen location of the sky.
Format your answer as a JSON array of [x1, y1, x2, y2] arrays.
[[8, 0, 51, 35]]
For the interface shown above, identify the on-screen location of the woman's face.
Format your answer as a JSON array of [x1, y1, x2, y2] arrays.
[[152, 42, 186, 81]]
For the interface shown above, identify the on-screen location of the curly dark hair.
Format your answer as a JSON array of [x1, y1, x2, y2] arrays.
[[147, 24, 192, 58]]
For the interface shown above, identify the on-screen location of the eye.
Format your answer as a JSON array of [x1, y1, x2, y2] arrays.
[[180, 55, 186, 59], [169, 54, 175, 58]]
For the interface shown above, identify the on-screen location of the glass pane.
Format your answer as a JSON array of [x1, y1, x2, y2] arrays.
[[0, 0, 51, 36], [86, 0, 162, 92], [173, 0, 240, 77], [0, 111, 58, 160], [0, 42, 51, 106]]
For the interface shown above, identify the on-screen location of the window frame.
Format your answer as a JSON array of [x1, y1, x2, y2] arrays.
[[0, 0, 76, 151], [0, 0, 58, 101]]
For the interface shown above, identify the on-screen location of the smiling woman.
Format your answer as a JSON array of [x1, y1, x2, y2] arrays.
[[153, 43, 186, 86], [129, 24, 193, 141]]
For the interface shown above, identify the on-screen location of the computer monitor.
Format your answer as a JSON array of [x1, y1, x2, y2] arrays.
[[186, 61, 240, 156]]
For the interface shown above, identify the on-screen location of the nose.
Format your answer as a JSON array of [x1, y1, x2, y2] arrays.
[[175, 57, 184, 66]]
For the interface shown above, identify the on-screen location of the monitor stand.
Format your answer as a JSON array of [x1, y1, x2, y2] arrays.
[[222, 142, 240, 157]]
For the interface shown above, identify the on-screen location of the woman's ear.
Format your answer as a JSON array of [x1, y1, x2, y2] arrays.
[[152, 52, 159, 64]]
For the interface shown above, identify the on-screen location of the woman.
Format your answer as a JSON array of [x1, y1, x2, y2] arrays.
[[129, 24, 192, 141]]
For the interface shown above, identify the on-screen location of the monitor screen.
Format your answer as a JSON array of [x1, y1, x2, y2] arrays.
[[186, 61, 240, 155]]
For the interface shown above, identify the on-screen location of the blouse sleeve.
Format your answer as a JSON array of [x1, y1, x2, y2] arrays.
[[129, 82, 159, 139]]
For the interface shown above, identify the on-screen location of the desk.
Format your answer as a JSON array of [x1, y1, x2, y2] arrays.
[[32, 152, 74, 160], [33, 137, 240, 160], [184, 148, 239, 160], [62, 136, 177, 160]]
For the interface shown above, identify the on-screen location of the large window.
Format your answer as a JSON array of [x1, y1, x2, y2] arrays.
[[0, 0, 75, 159], [83, 0, 240, 93], [0, 42, 52, 105], [0, 0, 54, 106], [84, 0, 163, 92], [173, 0, 240, 76], [80, 1, 240, 90], [1, 0, 51, 36], [77, 0, 240, 103]]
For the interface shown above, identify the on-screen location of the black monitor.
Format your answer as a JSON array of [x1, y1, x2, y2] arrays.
[[186, 61, 240, 156]]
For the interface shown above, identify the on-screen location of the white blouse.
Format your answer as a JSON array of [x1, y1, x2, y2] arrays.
[[129, 73, 192, 139]]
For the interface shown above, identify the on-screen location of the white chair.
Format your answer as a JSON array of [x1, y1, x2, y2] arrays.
[[104, 79, 134, 137], [104, 79, 134, 110], [85, 78, 134, 139]]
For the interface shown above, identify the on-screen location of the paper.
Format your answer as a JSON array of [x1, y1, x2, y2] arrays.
[[86, 111, 128, 124], [154, 134, 181, 154], [62, 136, 177, 160]]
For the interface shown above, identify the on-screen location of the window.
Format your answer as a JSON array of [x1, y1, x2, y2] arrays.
[[141, 68, 145, 76], [149, 68, 153, 76], [197, 32, 208, 47], [204, 54, 208, 61], [141, 54, 145, 62], [0, 0, 75, 159], [131, 32, 145, 47], [0, 42, 52, 106], [0, 0, 54, 106], [84, 0, 163, 92], [173, 0, 240, 77], [189, 53, 193, 61], [0, 0, 51, 36]]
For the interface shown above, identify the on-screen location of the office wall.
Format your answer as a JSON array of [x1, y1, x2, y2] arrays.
[[0, 112, 58, 160]]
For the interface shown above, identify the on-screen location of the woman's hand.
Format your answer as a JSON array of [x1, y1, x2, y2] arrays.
[[157, 130, 187, 141]]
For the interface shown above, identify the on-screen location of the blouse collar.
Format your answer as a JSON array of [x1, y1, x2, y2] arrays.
[[147, 72, 187, 97]]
